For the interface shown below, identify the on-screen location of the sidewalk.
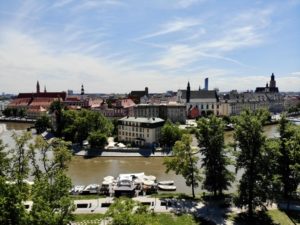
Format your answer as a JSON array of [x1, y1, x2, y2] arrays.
[[74, 149, 173, 157]]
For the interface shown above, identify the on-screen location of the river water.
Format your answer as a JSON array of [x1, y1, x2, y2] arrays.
[[0, 121, 289, 194]]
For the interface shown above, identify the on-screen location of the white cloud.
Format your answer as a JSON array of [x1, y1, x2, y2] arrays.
[[175, 0, 206, 8], [137, 18, 202, 40]]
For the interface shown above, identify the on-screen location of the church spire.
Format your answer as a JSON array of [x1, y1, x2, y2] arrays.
[[81, 84, 84, 95], [270, 73, 276, 88], [36, 81, 40, 93], [186, 81, 191, 103]]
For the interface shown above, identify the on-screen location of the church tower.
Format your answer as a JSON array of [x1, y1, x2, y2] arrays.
[[81, 84, 85, 95], [36, 81, 40, 93], [186, 81, 191, 103], [270, 73, 276, 88]]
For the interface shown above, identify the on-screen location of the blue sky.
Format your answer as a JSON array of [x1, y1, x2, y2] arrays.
[[0, 0, 299, 94]]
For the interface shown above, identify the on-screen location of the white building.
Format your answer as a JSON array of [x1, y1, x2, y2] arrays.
[[118, 117, 164, 147], [177, 87, 220, 117]]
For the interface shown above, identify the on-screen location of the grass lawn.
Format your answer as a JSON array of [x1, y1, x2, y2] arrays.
[[72, 213, 213, 225], [72, 214, 104, 225], [156, 213, 216, 225], [227, 209, 297, 225], [267, 209, 295, 225]]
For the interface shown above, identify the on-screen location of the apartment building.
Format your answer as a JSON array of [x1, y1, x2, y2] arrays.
[[118, 117, 164, 147]]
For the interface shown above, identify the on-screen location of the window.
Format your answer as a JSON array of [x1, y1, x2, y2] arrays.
[[206, 104, 209, 109]]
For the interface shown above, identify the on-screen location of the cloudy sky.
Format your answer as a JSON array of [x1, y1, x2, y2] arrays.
[[0, 0, 299, 94]]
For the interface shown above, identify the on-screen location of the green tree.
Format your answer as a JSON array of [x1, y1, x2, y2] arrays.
[[88, 131, 107, 149], [233, 109, 268, 219], [104, 197, 158, 225], [277, 115, 300, 209], [160, 120, 182, 149], [0, 132, 32, 225], [28, 136, 74, 225], [0, 140, 9, 176], [49, 100, 64, 136], [277, 114, 300, 199], [197, 115, 234, 197], [61, 109, 113, 145], [10, 132, 32, 191], [164, 134, 201, 198], [35, 114, 51, 134], [18, 108, 27, 117], [2, 107, 12, 117], [0, 177, 30, 225]]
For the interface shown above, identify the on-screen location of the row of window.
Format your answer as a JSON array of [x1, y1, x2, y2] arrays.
[[119, 131, 149, 138], [119, 126, 149, 132]]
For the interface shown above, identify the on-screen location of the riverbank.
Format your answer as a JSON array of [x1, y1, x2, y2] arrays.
[[0, 117, 36, 123], [74, 148, 173, 157]]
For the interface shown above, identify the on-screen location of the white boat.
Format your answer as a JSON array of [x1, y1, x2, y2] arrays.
[[145, 175, 156, 181], [70, 185, 85, 194], [143, 180, 155, 186], [102, 180, 113, 186], [82, 184, 100, 194], [158, 180, 174, 185], [158, 184, 176, 191], [103, 176, 115, 181]]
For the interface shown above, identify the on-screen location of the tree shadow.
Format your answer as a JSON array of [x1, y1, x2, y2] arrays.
[[281, 209, 300, 225], [232, 211, 278, 225]]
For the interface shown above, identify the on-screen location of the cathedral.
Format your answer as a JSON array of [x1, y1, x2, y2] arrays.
[[255, 73, 279, 93]]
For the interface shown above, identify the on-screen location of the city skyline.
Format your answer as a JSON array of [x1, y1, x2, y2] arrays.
[[0, 0, 300, 94]]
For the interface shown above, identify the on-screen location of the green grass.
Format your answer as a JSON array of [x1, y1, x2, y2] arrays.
[[284, 210, 300, 225], [72, 213, 212, 225], [267, 209, 295, 225], [227, 209, 297, 225], [72, 214, 104, 225], [155, 213, 199, 225]]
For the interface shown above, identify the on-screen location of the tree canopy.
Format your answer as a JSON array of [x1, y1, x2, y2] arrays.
[[160, 120, 182, 149], [233, 109, 270, 219], [0, 133, 74, 225], [164, 134, 201, 198], [197, 115, 234, 197]]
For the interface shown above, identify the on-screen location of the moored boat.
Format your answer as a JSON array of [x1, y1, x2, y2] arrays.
[[82, 184, 100, 194], [158, 180, 174, 185], [158, 184, 176, 191]]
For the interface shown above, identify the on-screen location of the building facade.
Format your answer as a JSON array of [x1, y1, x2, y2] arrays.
[[7, 81, 66, 119], [177, 83, 220, 118], [220, 90, 284, 116], [133, 103, 186, 123], [118, 117, 164, 147]]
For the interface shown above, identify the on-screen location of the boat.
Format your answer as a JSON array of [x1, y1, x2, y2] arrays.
[[143, 180, 155, 186], [158, 180, 174, 185], [145, 175, 156, 181], [158, 184, 176, 191], [70, 185, 86, 194], [103, 176, 115, 181], [82, 184, 100, 194]]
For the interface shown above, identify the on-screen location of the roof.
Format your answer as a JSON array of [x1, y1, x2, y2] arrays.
[[17, 92, 67, 100], [255, 87, 279, 93], [119, 116, 164, 123], [130, 91, 147, 98], [8, 98, 31, 107], [116, 98, 136, 108], [179, 90, 218, 100]]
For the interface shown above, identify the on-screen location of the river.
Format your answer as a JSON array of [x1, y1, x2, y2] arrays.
[[0, 121, 290, 194]]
